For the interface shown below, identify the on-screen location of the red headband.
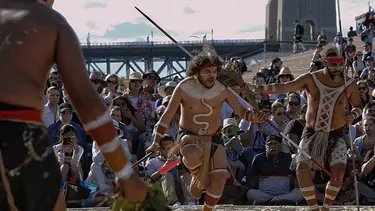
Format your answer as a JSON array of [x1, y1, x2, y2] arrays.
[[324, 57, 345, 63], [202, 64, 216, 68]]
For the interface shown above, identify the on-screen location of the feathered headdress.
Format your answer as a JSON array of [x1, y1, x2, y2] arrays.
[[186, 39, 223, 76]]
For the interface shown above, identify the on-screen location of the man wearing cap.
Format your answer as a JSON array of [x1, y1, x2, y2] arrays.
[[247, 134, 303, 205], [47, 103, 88, 176], [89, 71, 108, 94], [253, 44, 361, 211], [147, 43, 265, 211], [360, 56, 375, 79], [222, 118, 245, 183], [142, 70, 162, 102]]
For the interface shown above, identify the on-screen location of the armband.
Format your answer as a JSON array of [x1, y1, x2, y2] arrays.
[[351, 107, 362, 119], [100, 137, 133, 179], [154, 122, 168, 138], [83, 111, 112, 131]]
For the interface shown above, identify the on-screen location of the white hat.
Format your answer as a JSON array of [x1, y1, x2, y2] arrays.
[[158, 81, 177, 98], [222, 118, 239, 131]]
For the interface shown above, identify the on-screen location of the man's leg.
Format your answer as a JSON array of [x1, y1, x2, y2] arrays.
[[246, 189, 274, 203], [180, 172, 197, 205], [297, 163, 319, 211], [203, 145, 227, 211], [180, 143, 204, 198], [275, 188, 304, 204], [160, 173, 178, 205], [322, 138, 347, 211]]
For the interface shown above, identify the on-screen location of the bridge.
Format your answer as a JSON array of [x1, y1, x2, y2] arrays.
[[79, 39, 270, 80]]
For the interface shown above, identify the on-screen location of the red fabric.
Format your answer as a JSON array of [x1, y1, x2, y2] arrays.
[[0, 110, 42, 123], [159, 159, 181, 175], [324, 57, 345, 63]]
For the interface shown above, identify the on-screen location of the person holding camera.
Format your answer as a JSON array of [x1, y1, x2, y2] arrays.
[[53, 124, 84, 181]]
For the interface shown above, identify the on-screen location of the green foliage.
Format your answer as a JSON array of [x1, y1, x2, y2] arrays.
[[109, 185, 171, 211]]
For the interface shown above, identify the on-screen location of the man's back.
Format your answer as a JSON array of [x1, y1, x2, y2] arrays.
[[0, 1, 71, 111]]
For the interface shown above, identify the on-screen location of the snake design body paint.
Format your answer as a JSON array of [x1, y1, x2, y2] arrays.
[[192, 98, 214, 135]]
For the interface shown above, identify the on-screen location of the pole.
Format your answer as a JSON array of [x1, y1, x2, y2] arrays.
[[337, 0, 360, 210], [135, 5, 331, 176]]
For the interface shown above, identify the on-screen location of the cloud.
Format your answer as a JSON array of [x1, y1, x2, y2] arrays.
[[53, 0, 371, 42], [183, 7, 195, 14], [102, 22, 179, 39], [84, 1, 107, 9], [238, 25, 265, 33]]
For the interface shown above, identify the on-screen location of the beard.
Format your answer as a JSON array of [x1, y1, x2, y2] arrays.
[[198, 74, 215, 89], [325, 67, 343, 83]]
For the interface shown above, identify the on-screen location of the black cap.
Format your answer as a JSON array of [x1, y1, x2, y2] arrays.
[[142, 70, 161, 83], [266, 134, 282, 143], [260, 100, 271, 110], [59, 103, 73, 112]]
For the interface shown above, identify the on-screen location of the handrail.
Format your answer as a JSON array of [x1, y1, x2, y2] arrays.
[[80, 39, 265, 47]]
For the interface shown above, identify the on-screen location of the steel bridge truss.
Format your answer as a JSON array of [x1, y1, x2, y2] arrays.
[[82, 57, 187, 80]]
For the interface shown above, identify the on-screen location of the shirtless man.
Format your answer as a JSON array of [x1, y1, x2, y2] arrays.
[[253, 44, 362, 211], [146, 44, 265, 211], [0, 0, 146, 210]]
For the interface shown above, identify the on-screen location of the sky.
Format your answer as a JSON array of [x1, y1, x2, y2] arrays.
[[53, 0, 371, 44]]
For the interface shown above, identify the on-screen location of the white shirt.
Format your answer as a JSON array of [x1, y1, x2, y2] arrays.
[[42, 103, 59, 128], [92, 139, 132, 164]]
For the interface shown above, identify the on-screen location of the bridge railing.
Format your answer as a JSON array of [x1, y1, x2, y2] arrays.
[[80, 39, 265, 47]]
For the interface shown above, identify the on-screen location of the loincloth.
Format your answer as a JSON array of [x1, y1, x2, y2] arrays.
[[293, 125, 348, 170], [173, 128, 222, 190], [0, 101, 60, 211]]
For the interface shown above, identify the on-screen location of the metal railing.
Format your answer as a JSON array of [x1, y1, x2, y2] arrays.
[[80, 39, 265, 47]]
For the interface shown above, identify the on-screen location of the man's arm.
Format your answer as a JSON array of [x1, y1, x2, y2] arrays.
[[54, 19, 132, 179], [152, 86, 182, 145], [225, 87, 256, 122], [252, 73, 309, 95]]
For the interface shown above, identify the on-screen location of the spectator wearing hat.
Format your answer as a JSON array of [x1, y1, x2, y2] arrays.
[[48, 103, 88, 177], [155, 81, 177, 108], [269, 67, 295, 101], [265, 58, 282, 84], [360, 56, 375, 79], [247, 134, 303, 205], [142, 69, 161, 102], [222, 118, 245, 183], [89, 71, 107, 94], [124, 72, 154, 130]]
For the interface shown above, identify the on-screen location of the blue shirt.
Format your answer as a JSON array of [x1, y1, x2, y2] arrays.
[[250, 152, 292, 196]]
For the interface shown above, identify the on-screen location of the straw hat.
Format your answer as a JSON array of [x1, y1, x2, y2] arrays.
[[158, 81, 177, 98], [124, 72, 143, 88], [275, 67, 294, 80], [222, 118, 239, 131], [89, 71, 107, 87]]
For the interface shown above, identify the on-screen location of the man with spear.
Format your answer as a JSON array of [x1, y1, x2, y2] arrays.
[[253, 43, 361, 211]]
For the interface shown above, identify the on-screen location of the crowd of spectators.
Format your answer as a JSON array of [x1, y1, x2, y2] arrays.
[[41, 24, 375, 208]]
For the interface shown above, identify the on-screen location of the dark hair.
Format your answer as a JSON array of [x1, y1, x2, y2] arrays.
[[112, 96, 137, 122], [272, 58, 281, 64], [253, 72, 265, 80], [59, 124, 76, 144], [186, 44, 223, 77]]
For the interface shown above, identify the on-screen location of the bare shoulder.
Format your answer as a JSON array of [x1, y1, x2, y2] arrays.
[[178, 77, 195, 91]]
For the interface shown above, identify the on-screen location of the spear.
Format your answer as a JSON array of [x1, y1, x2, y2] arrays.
[[135, 6, 331, 176], [337, 0, 360, 210]]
